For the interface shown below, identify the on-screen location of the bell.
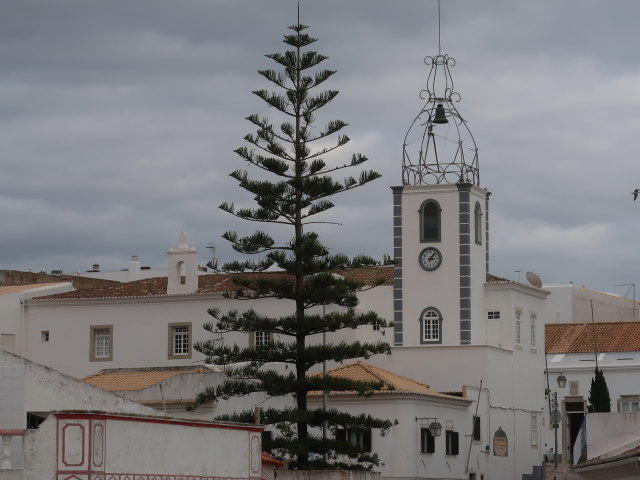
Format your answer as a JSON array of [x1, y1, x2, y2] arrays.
[[432, 103, 448, 124]]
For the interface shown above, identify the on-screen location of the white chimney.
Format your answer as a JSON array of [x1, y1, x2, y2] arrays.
[[128, 255, 141, 282]]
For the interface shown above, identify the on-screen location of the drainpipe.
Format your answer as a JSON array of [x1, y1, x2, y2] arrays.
[[19, 300, 25, 356]]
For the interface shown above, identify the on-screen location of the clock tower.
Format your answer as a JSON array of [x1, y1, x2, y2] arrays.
[[393, 53, 489, 347]]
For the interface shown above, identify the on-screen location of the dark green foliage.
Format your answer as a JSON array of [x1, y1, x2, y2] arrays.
[[587, 368, 611, 413], [191, 19, 392, 470]]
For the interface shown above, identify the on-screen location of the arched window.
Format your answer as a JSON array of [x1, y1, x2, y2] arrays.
[[420, 200, 441, 242], [474, 202, 482, 245], [420, 307, 442, 344]]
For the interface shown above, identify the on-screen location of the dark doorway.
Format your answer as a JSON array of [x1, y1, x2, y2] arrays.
[[565, 401, 585, 464]]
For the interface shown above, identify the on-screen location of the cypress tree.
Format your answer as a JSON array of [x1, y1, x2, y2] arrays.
[[587, 368, 611, 413], [191, 17, 393, 470]]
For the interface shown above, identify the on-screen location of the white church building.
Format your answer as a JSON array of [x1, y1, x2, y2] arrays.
[[0, 48, 562, 480]]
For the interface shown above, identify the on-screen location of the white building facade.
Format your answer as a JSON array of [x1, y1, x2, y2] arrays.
[[545, 321, 640, 468]]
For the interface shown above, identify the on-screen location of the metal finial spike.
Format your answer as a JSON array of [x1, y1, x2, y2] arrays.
[[438, 0, 441, 55]]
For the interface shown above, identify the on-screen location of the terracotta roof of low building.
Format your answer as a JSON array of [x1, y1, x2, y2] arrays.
[[546, 322, 640, 354], [32, 266, 393, 301], [310, 362, 470, 402], [486, 273, 514, 284], [82, 366, 210, 391], [0, 282, 68, 295]]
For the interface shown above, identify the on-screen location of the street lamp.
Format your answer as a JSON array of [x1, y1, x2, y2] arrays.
[[557, 373, 567, 389], [551, 374, 566, 471], [428, 420, 443, 437], [416, 417, 442, 437]]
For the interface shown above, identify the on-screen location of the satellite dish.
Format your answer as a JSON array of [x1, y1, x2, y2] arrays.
[[526, 271, 543, 288]]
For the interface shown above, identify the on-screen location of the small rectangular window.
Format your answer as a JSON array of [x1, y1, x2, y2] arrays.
[[446, 430, 459, 455], [168, 322, 192, 359], [253, 331, 272, 348], [420, 427, 435, 454], [336, 428, 372, 452], [621, 401, 640, 412], [619, 396, 640, 413], [530, 312, 537, 348], [41, 331, 49, 342], [472, 416, 481, 442], [372, 321, 380, 331], [90, 325, 112, 362], [487, 311, 500, 320], [515, 310, 522, 345], [530, 413, 538, 446]]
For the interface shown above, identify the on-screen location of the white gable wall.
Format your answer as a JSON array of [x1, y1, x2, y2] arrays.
[[0, 283, 73, 355]]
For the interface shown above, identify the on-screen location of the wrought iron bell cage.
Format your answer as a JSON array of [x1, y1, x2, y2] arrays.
[[402, 54, 479, 186]]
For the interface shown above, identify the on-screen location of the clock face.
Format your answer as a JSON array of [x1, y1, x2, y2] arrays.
[[419, 247, 442, 271]]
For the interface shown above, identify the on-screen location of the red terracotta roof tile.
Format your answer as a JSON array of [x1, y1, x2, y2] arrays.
[[0, 282, 68, 295], [310, 362, 470, 402], [546, 322, 640, 354], [32, 266, 393, 301], [82, 366, 210, 391]]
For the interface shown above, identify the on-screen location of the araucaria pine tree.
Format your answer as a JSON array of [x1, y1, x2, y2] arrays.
[[191, 20, 393, 469], [587, 367, 611, 413]]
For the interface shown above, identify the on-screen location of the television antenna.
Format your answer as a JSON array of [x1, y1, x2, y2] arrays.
[[616, 283, 637, 322], [205, 242, 219, 272]]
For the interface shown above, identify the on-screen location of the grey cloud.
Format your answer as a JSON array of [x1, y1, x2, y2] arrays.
[[1, 0, 640, 295]]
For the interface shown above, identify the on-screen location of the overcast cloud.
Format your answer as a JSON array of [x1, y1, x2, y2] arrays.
[[1, 0, 640, 295]]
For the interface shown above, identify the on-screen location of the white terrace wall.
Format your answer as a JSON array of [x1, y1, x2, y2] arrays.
[[583, 412, 640, 460], [16, 412, 263, 480], [0, 350, 156, 470]]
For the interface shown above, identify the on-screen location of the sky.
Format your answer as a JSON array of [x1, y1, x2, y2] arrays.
[[1, 0, 640, 295]]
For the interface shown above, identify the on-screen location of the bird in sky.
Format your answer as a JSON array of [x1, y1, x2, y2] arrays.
[[633, 189, 640, 201]]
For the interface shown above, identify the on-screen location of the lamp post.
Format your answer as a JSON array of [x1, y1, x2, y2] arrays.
[[551, 374, 566, 471], [415, 417, 442, 437]]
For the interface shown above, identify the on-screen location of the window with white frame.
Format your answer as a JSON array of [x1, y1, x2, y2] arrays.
[[90, 325, 112, 362], [372, 321, 381, 331], [420, 427, 435, 453], [168, 322, 192, 359], [41, 331, 49, 342], [530, 312, 537, 348], [252, 331, 272, 348], [530, 413, 538, 446], [619, 395, 640, 412], [515, 309, 522, 345], [420, 307, 442, 343], [336, 428, 372, 452], [445, 430, 459, 455], [487, 311, 500, 320]]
